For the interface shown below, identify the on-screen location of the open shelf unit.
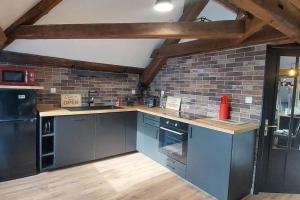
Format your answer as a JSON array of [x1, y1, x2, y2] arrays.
[[39, 116, 55, 171]]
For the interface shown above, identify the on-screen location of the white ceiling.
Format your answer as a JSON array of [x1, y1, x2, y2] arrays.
[[1, 0, 235, 68]]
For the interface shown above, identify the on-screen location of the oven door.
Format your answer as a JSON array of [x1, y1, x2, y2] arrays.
[[159, 126, 187, 164]]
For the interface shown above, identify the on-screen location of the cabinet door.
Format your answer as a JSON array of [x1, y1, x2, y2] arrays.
[[136, 112, 144, 152], [186, 126, 232, 200], [142, 122, 160, 159], [95, 113, 125, 159], [125, 112, 137, 152], [55, 115, 95, 168]]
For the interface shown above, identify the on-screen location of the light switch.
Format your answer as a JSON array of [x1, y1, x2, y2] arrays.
[[50, 88, 57, 94], [161, 90, 165, 97], [131, 89, 136, 94], [245, 96, 253, 104]]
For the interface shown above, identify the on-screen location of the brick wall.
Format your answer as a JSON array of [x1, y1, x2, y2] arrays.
[[0, 63, 139, 107], [150, 44, 267, 123]]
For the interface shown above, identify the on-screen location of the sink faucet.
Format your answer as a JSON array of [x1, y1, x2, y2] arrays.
[[88, 90, 97, 107]]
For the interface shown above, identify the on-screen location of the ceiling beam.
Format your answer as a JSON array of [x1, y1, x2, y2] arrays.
[[3, 0, 63, 48], [215, 0, 246, 20], [12, 21, 244, 40], [236, 17, 266, 43], [139, 0, 209, 86], [290, 0, 300, 10], [230, 0, 300, 43], [0, 27, 7, 48], [163, 0, 210, 45], [0, 51, 143, 74], [154, 27, 289, 58]]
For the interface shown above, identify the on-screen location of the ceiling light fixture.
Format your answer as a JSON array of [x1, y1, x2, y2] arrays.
[[154, 0, 174, 12]]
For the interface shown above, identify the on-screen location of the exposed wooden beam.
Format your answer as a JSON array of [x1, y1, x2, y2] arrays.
[[154, 27, 289, 58], [0, 51, 143, 74], [237, 17, 266, 43], [163, 0, 210, 45], [0, 27, 7, 48], [13, 21, 244, 40], [230, 0, 300, 43], [290, 0, 300, 10], [3, 0, 63, 48], [140, 0, 209, 85], [216, 0, 246, 20]]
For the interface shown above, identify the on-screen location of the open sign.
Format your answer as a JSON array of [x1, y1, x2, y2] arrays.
[[61, 94, 82, 107]]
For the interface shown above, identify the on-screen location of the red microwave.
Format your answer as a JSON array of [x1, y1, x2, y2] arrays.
[[0, 67, 35, 86]]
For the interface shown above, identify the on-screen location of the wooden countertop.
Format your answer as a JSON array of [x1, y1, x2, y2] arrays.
[[39, 105, 259, 135], [0, 85, 44, 90]]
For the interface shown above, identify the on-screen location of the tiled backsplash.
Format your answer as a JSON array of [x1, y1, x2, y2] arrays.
[[150, 44, 267, 123]]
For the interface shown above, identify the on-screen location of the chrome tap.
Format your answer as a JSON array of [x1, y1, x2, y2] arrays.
[[88, 90, 97, 107]]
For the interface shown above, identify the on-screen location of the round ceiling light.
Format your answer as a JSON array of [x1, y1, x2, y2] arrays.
[[154, 0, 174, 12]]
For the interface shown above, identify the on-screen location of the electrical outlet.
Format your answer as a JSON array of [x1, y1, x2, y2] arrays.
[[50, 88, 56, 94], [245, 96, 253, 104]]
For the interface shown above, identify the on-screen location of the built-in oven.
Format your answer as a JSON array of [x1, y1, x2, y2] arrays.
[[159, 118, 188, 164]]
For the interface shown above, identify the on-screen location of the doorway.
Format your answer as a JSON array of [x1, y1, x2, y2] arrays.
[[255, 44, 300, 194]]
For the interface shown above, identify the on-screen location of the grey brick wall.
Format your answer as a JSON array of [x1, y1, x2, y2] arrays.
[[150, 44, 267, 123]]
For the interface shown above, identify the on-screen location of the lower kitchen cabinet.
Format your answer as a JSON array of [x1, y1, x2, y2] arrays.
[[55, 115, 96, 168], [95, 113, 126, 159], [124, 112, 137, 152], [137, 112, 166, 165], [187, 125, 256, 200]]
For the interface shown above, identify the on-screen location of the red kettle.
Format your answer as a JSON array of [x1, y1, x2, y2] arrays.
[[219, 96, 230, 120]]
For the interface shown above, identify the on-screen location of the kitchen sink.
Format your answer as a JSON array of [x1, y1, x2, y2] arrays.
[[66, 105, 122, 111]]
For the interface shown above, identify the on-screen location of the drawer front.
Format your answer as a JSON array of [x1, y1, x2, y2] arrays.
[[143, 113, 160, 122], [167, 157, 186, 172], [166, 163, 186, 178], [143, 117, 160, 127]]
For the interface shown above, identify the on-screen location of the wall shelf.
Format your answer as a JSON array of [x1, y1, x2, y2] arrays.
[[0, 85, 44, 90]]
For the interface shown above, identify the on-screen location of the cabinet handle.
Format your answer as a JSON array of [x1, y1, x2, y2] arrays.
[[189, 127, 192, 138], [71, 118, 86, 121], [156, 130, 159, 139]]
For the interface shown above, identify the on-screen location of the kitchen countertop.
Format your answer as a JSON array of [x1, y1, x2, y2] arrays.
[[38, 105, 259, 135]]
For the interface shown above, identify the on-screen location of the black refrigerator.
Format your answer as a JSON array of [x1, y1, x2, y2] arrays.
[[0, 89, 37, 181]]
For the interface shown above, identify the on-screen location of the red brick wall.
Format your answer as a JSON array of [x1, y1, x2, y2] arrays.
[[150, 44, 267, 123], [0, 63, 139, 106], [35, 67, 139, 106]]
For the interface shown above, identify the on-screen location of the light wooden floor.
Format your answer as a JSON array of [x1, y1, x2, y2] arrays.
[[0, 153, 300, 200]]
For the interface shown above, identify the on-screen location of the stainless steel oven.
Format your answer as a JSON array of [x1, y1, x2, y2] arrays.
[[159, 118, 188, 164]]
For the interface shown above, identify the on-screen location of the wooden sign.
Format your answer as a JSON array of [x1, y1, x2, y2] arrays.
[[166, 96, 181, 111], [61, 94, 82, 107]]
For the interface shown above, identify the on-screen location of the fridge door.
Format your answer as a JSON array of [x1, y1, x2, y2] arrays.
[[0, 118, 37, 181], [0, 90, 37, 120]]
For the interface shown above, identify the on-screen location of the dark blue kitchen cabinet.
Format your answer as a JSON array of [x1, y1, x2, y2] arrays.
[[95, 113, 126, 159], [137, 113, 166, 165], [187, 125, 256, 200], [55, 115, 96, 168], [125, 112, 137, 152]]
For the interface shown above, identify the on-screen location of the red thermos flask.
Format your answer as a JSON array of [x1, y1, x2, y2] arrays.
[[219, 96, 230, 120]]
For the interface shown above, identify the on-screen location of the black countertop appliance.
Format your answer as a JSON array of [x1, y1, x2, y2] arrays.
[[147, 96, 157, 108], [0, 89, 37, 182]]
